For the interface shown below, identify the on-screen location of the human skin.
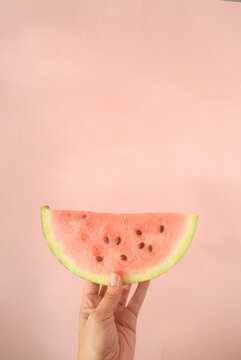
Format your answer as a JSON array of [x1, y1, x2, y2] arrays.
[[78, 272, 151, 360]]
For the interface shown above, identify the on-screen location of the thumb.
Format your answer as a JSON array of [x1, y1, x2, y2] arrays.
[[96, 273, 122, 318]]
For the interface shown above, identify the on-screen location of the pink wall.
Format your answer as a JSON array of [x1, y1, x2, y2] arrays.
[[1, 1, 241, 359]]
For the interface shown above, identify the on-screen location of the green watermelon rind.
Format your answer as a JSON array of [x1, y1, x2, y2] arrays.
[[41, 206, 198, 285]]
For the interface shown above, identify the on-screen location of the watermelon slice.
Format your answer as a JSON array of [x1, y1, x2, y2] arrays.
[[41, 206, 198, 285]]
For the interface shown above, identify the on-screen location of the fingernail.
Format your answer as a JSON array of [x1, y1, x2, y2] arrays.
[[110, 273, 118, 286]]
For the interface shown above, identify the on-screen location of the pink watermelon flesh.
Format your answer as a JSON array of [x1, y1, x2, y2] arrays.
[[41, 206, 198, 285]]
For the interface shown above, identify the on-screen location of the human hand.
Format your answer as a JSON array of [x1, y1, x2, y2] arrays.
[[78, 273, 150, 360]]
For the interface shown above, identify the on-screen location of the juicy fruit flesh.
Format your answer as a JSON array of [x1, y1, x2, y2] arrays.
[[52, 211, 187, 276], [41, 206, 198, 285]]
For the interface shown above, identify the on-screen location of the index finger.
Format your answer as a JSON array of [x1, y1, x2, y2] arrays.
[[81, 281, 100, 307], [127, 280, 150, 319]]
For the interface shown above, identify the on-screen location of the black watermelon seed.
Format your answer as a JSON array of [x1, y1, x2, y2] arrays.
[[148, 245, 153, 252], [82, 214, 87, 219], [96, 256, 103, 262], [138, 242, 145, 249], [115, 237, 121, 245], [120, 255, 127, 261], [159, 225, 164, 233], [104, 236, 110, 244], [136, 229, 142, 235]]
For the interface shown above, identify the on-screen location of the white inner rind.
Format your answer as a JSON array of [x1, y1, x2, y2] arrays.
[[41, 206, 198, 285]]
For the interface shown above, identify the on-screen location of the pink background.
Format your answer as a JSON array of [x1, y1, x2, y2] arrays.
[[1, 1, 241, 359]]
